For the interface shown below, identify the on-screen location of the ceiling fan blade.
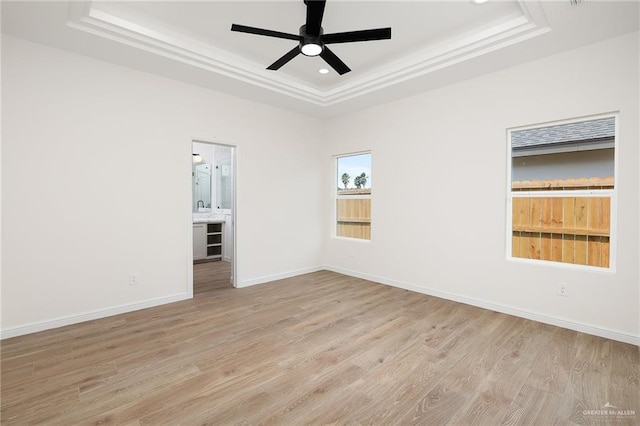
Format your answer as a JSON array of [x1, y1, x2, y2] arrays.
[[323, 28, 392, 44], [320, 46, 350, 75], [304, 0, 326, 36], [231, 24, 300, 41], [267, 46, 301, 70]]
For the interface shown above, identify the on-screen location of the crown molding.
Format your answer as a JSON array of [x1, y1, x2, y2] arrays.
[[67, 2, 327, 105], [67, 1, 550, 108]]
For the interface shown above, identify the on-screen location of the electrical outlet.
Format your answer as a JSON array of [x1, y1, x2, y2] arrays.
[[557, 283, 568, 297], [129, 273, 139, 286]]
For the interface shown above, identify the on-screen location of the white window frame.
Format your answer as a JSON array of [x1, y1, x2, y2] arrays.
[[333, 151, 372, 241], [505, 113, 618, 272]]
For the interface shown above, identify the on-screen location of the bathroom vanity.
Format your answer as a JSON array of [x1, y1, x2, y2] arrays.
[[193, 220, 224, 262]]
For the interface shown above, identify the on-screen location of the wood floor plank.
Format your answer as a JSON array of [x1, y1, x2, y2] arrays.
[[397, 314, 515, 425], [500, 384, 561, 425], [520, 325, 577, 397], [444, 320, 550, 425], [555, 335, 639, 426], [1, 270, 638, 425]]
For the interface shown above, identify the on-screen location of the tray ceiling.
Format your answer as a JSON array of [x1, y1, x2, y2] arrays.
[[2, 1, 639, 117]]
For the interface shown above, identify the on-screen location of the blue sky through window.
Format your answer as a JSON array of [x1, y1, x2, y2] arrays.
[[337, 153, 371, 190]]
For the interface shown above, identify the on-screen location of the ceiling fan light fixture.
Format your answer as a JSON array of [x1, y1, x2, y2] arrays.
[[300, 24, 323, 57], [301, 42, 323, 56]]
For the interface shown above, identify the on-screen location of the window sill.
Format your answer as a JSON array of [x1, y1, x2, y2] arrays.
[[506, 256, 615, 273]]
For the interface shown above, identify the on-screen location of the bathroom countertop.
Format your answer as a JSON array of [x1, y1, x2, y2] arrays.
[[192, 219, 225, 224]]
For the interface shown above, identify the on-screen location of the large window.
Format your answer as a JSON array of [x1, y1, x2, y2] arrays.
[[507, 115, 616, 269], [336, 152, 371, 240]]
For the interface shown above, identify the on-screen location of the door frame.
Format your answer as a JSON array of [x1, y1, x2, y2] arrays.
[[188, 137, 238, 297]]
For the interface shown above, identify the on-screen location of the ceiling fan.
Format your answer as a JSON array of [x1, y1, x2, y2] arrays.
[[230, 0, 391, 75]]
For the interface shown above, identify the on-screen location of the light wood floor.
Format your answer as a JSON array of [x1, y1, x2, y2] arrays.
[[1, 271, 638, 425], [194, 260, 232, 295]]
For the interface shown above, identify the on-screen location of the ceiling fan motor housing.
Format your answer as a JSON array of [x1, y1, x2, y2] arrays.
[[299, 25, 323, 56]]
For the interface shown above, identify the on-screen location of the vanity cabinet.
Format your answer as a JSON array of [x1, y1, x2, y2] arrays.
[[193, 224, 207, 260], [193, 221, 223, 262]]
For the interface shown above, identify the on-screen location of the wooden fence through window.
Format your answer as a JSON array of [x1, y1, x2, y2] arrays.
[[337, 189, 371, 240], [512, 177, 613, 268]]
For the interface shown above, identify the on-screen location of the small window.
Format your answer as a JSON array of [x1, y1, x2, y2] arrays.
[[336, 152, 371, 240], [507, 115, 616, 269]]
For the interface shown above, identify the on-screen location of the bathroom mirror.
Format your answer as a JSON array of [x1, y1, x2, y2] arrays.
[[193, 163, 212, 212]]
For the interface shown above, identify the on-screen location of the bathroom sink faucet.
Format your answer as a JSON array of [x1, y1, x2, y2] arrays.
[[197, 200, 205, 208]]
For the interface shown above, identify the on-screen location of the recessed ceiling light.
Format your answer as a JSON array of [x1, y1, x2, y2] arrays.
[[318, 68, 329, 75], [473, 0, 488, 4]]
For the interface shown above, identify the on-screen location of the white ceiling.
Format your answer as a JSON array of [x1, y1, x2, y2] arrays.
[[2, 1, 639, 117]]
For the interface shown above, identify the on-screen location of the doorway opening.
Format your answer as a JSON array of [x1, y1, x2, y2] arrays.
[[191, 139, 236, 296]]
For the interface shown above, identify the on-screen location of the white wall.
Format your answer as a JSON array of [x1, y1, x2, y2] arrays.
[[1, 36, 325, 337], [323, 32, 639, 344], [2, 31, 638, 344]]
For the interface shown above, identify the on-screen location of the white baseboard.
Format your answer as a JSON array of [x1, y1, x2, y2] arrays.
[[237, 266, 323, 288], [1, 293, 191, 340], [325, 265, 639, 346], [5, 267, 636, 346], [2, 266, 321, 338]]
